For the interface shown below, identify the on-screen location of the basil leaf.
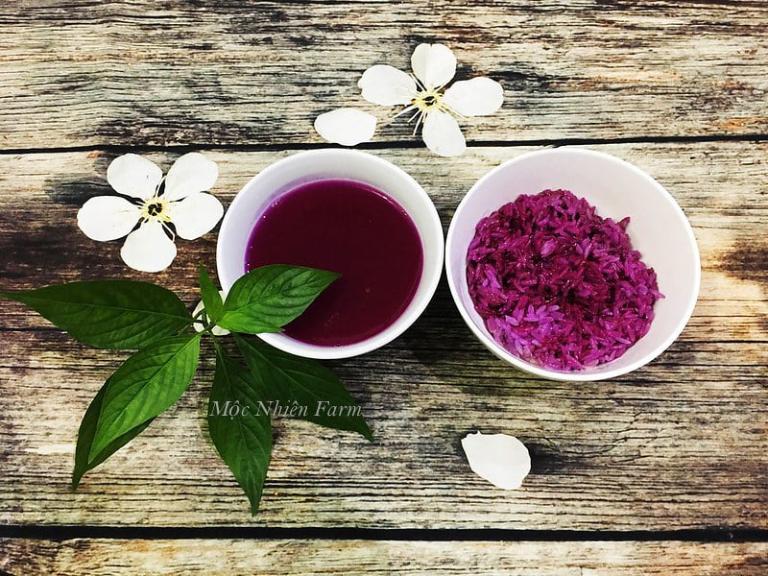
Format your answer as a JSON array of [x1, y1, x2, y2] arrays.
[[72, 384, 153, 489], [89, 334, 201, 461], [236, 335, 372, 441], [198, 265, 223, 323], [0, 281, 191, 349], [209, 345, 272, 514], [218, 265, 339, 334]]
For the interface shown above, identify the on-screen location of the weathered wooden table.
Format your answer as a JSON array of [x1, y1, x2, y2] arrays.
[[1, 1, 767, 574]]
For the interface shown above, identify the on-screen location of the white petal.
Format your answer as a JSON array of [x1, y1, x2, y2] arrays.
[[163, 152, 219, 201], [411, 43, 456, 89], [211, 325, 230, 336], [314, 108, 377, 146], [422, 111, 466, 157], [77, 196, 140, 241], [120, 221, 177, 273], [358, 65, 417, 106], [107, 154, 163, 200], [168, 192, 224, 240], [192, 301, 205, 332], [443, 77, 504, 117], [461, 432, 531, 490], [192, 290, 230, 336]]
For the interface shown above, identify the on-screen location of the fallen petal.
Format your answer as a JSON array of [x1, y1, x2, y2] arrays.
[[120, 221, 177, 273], [169, 192, 224, 240], [461, 431, 531, 490], [443, 77, 504, 117], [314, 108, 377, 146], [107, 154, 163, 200], [164, 152, 219, 201], [422, 111, 466, 157], [77, 196, 140, 241], [411, 43, 456, 89], [358, 64, 418, 106]]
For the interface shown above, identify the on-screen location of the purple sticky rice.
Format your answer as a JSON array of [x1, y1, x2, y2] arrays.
[[466, 189, 663, 371]]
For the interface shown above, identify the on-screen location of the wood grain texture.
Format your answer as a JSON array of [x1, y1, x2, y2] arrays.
[[0, 143, 765, 529], [1, 538, 767, 575], [0, 0, 767, 148]]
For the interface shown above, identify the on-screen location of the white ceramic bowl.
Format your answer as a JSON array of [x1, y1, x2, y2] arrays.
[[217, 149, 444, 359], [446, 148, 700, 381]]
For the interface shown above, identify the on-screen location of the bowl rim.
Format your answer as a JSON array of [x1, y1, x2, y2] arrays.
[[445, 146, 701, 382], [216, 148, 445, 360]]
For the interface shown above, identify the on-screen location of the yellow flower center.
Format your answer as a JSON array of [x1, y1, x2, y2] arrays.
[[412, 88, 444, 113], [141, 198, 171, 222]]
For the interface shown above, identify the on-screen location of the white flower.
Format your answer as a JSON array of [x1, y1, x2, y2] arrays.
[[192, 290, 230, 336], [461, 431, 531, 490], [314, 43, 504, 157], [77, 153, 224, 273]]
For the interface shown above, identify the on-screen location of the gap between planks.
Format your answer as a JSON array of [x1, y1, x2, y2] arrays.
[[1, 133, 768, 156], [1, 537, 767, 576], [2, 526, 768, 543]]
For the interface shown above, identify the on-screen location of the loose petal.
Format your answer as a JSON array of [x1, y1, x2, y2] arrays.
[[358, 64, 418, 106], [120, 221, 177, 273], [461, 432, 531, 490], [192, 290, 230, 336], [314, 108, 377, 146], [168, 192, 224, 240], [422, 111, 466, 157], [107, 154, 163, 200], [77, 196, 140, 241], [164, 152, 219, 201], [443, 77, 504, 116], [411, 43, 456, 89]]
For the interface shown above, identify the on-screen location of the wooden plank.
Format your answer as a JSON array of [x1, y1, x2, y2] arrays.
[[0, 143, 766, 529], [1, 538, 767, 575], [0, 1, 767, 148]]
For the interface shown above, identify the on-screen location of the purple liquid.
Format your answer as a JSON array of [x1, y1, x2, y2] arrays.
[[245, 178, 424, 346]]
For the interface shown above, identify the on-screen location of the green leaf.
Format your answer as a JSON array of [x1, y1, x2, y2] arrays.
[[0, 281, 192, 349], [72, 384, 153, 489], [198, 265, 223, 324], [218, 265, 339, 335], [89, 334, 202, 460], [208, 345, 272, 514], [236, 335, 372, 441]]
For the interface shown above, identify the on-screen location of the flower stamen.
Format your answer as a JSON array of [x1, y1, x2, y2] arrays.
[[161, 220, 176, 241], [441, 102, 467, 121], [410, 72, 426, 92], [412, 111, 424, 136]]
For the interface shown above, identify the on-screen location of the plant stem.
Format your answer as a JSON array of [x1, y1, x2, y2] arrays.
[[176, 308, 209, 335]]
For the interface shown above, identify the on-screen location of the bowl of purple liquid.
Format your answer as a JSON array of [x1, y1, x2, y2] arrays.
[[217, 149, 443, 359], [446, 148, 700, 381]]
